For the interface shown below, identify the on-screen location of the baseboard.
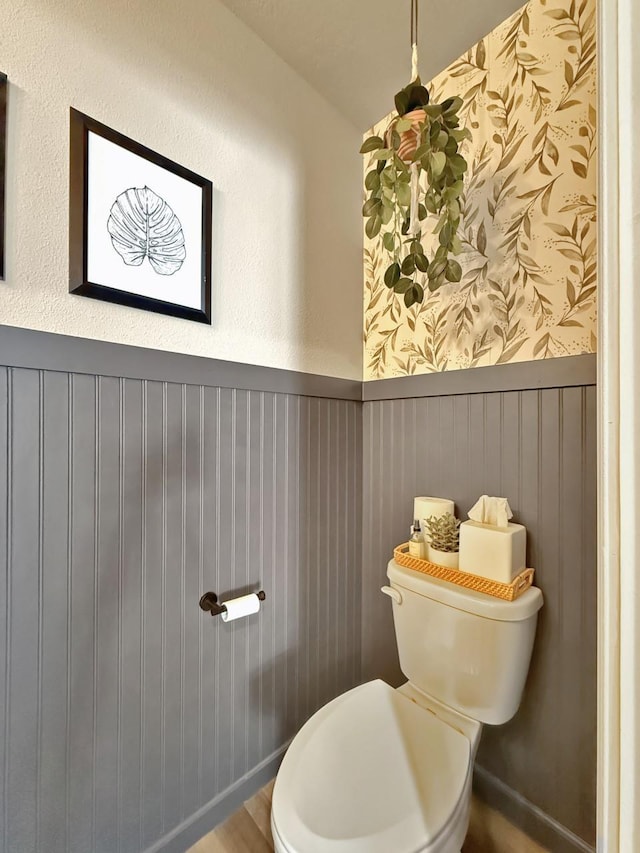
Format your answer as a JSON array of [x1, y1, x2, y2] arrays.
[[143, 744, 288, 853], [473, 765, 595, 853]]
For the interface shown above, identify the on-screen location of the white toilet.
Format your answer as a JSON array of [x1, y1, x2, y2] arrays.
[[271, 558, 543, 853]]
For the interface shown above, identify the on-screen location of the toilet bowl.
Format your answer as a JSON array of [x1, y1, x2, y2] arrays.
[[271, 559, 543, 853], [271, 680, 481, 853]]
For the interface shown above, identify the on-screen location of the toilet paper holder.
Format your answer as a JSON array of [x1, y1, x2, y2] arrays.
[[199, 590, 266, 617]]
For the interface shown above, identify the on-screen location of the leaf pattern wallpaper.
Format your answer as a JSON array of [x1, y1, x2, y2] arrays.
[[363, 0, 596, 379]]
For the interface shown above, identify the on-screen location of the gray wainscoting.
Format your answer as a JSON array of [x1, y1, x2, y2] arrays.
[[0, 328, 597, 853], [362, 384, 597, 851], [0, 364, 362, 853]]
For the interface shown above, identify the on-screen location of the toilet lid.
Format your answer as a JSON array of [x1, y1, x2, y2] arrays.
[[272, 680, 470, 853]]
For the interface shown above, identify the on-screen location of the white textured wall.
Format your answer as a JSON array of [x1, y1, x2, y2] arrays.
[[0, 0, 362, 379]]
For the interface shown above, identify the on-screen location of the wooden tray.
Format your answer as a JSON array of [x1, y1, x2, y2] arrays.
[[393, 544, 535, 601]]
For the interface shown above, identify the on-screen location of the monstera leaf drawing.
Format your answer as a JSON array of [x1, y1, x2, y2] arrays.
[[107, 186, 186, 276]]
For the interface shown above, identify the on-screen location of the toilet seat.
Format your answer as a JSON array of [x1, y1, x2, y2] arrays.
[[271, 680, 471, 853]]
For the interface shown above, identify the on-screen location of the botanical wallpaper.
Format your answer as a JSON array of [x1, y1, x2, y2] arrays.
[[363, 0, 596, 379]]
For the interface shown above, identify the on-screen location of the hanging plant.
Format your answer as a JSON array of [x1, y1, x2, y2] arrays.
[[361, 83, 471, 307], [360, 1, 471, 308]]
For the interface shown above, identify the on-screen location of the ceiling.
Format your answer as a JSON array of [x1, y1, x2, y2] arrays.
[[219, 0, 526, 130]]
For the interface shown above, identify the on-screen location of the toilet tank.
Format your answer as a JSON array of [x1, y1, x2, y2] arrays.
[[386, 560, 543, 725]]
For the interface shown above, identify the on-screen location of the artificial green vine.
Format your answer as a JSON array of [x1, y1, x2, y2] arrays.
[[361, 78, 471, 307]]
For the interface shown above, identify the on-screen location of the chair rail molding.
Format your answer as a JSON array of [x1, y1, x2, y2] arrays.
[[597, 0, 640, 849]]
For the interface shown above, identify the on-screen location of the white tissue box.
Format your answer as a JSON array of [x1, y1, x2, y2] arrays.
[[458, 521, 526, 584]]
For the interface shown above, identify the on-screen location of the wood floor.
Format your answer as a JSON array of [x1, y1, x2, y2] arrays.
[[188, 780, 275, 853], [189, 780, 549, 853]]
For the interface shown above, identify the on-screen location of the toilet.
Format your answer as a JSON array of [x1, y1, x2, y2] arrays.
[[271, 557, 543, 853]]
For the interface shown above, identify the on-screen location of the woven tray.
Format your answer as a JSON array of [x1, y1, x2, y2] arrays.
[[393, 544, 535, 601]]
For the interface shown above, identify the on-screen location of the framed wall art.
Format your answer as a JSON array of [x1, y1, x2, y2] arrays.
[[0, 73, 7, 280], [69, 109, 212, 323]]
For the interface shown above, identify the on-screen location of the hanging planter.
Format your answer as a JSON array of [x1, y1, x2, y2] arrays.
[[361, 2, 471, 307]]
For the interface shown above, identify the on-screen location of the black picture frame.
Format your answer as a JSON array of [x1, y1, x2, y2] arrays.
[[0, 73, 7, 280], [69, 108, 212, 324]]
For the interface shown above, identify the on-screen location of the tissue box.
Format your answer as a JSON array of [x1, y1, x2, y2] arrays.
[[458, 521, 526, 584]]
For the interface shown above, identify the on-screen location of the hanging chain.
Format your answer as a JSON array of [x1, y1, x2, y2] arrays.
[[409, 0, 420, 233], [410, 0, 419, 80], [411, 0, 418, 48]]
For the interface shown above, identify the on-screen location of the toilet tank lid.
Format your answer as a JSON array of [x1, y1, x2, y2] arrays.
[[387, 559, 543, 621]]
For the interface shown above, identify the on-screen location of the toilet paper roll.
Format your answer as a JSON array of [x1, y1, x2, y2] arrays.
[[414, 496, 455, 523], [414, 497, 455, 541], [221, 593, 261, 622]]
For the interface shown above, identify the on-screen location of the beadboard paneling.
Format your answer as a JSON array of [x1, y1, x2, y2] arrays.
[[0, 366, 362, 853], [362, 386, 597, 850], [0, 335, 597, 853]]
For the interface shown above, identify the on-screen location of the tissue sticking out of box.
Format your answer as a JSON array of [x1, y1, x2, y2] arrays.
[[468, 495, 513, 529]]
